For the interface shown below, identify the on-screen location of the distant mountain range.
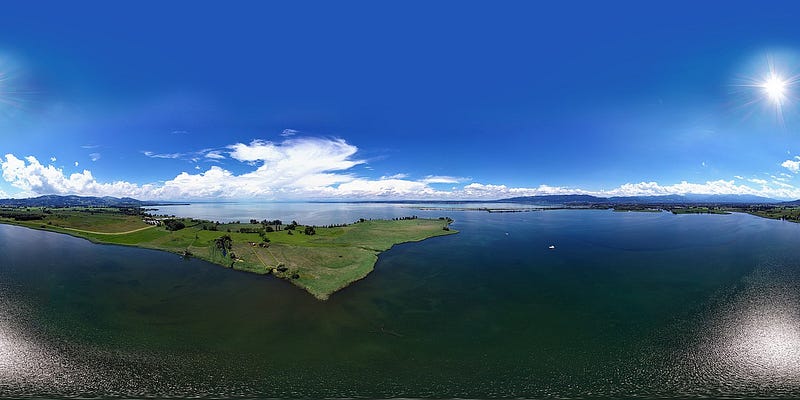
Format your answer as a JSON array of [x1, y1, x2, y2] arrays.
[[497, 194, 780, 205], [0, 195, 175, 207], [0, 193, 790, 208]]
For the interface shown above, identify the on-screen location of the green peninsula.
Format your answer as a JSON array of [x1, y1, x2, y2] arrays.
[[0, 207, 457, 300]]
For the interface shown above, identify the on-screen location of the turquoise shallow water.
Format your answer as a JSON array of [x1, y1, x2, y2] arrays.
[[1, 206, 800, 398]]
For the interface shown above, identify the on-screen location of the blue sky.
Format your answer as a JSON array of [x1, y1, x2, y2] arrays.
[[2, 1, 800, 200]]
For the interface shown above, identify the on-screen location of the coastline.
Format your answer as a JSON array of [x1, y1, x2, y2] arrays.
[[0, 215, 457, 300]]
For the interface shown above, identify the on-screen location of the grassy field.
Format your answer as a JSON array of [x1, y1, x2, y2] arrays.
[[668, 206, 731, 215], [0, 207, 457, 300], [734, 206, 800, 222]]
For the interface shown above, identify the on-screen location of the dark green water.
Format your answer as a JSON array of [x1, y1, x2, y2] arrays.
[[2, 208, 800, 398]]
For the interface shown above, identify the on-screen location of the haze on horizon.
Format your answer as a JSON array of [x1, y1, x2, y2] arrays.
[[2, 2, 800, 201]]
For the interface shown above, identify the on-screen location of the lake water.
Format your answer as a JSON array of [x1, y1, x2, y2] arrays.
[[2, 204, 800, 398]]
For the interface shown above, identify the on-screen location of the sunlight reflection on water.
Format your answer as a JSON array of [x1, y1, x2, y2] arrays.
[[672, 262, 800, 396], [736, 313, 800, 375], [0, 310, 62, 394]]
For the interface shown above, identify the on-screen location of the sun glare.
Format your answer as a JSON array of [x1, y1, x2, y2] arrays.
[[732, 55, 800, 126], [763, 74, 788, 103]]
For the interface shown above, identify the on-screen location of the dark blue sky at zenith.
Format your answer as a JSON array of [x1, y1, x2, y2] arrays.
[[1, 1, 800, 200]]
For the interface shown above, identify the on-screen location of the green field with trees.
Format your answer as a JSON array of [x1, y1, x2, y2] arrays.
[[0, 207, 456, 299]]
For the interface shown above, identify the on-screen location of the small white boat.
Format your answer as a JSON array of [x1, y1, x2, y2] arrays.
[[548, 245, 556, 249]]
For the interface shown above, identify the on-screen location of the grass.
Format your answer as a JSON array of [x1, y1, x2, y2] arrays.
[[736, 206, 800, 222], [669, 206, 731, 215], [0, 208, 457, 300]]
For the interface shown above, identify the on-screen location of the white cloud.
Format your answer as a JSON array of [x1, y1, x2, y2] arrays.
[[461, 183, 591, 198], [142, 151, 183, 159], [1, 154, 152, 198], [773, 180, 795, 189], [734, 175, 744, 180], [420, 175, 465, 184], [50, 156, 57, 163], [74, 161, 79, 167], [205, 150, 225, 160], [5, 137, 800, 201], [782, 158, 800, 174], [281, 129, 299, 137], [456, 180, 800, 200], [381, 173, 408, 180], [90, 153, 101, 162]]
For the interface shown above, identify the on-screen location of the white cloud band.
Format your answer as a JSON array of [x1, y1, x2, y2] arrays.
[[3, 137, 800, 201]]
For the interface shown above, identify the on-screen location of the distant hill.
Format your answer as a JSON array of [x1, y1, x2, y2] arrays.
[[496, 195, 606, 205], [0, 195, 151, 207], [499, 194, 778, 205]]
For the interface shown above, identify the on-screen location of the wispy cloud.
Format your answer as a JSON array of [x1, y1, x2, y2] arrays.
[[420, 175, 466, 184], [142, 148, 227, 163], [142, 151, 184, 159], [89, 153, 101, 162], [205, 150, 225, 160], [50, 156, 56, 163], [281, 128, 299, 137], [81, 145, 100, 149]]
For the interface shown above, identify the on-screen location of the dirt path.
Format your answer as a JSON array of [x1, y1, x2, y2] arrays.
[[249, 246, 277, 269]]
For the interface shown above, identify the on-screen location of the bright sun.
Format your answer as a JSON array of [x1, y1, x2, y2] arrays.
[[763, 74, 788, 103]]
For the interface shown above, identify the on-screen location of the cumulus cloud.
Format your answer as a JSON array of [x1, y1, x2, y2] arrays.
[[782, 157, 800, 173], [1, 154, 153, 198], [74, 161, 78, 167], [5, 137, 800, 201], [461, 183, 591, 198], [747, 178, 768, 185], [50, 156, 56, 163], [1, 138, 436, 200]]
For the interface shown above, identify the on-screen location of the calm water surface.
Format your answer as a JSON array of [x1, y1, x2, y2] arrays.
[[2, 204, 800, 397]]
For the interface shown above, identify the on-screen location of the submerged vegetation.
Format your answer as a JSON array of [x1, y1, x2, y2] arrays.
[[0, 206, 456, 300]]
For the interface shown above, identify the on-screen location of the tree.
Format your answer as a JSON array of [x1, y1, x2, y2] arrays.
[[213, 235, 233, 257], [304, 226, 316, 235], [163, 219, 185, 231]]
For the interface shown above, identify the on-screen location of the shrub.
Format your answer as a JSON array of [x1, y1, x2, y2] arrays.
[[163, 219, 186, 231]]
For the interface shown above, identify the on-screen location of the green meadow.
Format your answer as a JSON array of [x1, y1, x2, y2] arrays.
[[0, 207, 456, 299]]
